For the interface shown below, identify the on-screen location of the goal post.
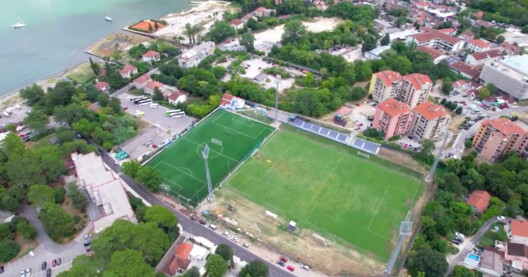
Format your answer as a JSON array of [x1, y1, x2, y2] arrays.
[[357, 151, 370, 159]]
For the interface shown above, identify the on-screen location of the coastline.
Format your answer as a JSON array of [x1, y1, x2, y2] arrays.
[[1, 0, 227, 110]]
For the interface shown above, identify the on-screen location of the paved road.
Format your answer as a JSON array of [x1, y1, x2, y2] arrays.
[[3, 206, 90, 277], [99, 154, 296, 277], [444, 217, 502, 276]]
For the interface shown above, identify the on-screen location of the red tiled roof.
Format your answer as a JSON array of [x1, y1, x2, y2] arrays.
[[378, 98, 412, 117], [475, 11, 484, 19], [413, 101, 449, 120], [119, 64, 137, 75], [410, 30, 460, 45], [459, 30, 475, 40], [169, 91, 184, 100], [417, 46, 444, 60], [438, 28, 455, 34], [482, 118, 527, 136], [450, 61, 480, 78], [452, 80, 467, 88], [470, 39, 490, 49], [466, 190, 491, 213], [501, 42, 520, 54], [278, 14, 291, 19], [222, 93, 234, 101], [145, 81, 163, 90], [256, 6, 266, 11], [511, 220, 528, 238], [143, 50, 160, 58], [376, 70, 402, 87], [475, 20, 494, 28], [230, 19, 243, 25], [134, 74, 151, 85], [94, 81, 109, 90], [175, 242, 193, 258], [403, 73, 432, 90], [130, 20, 165, 33], [242, 14, 254, 20], [335, 106, 351, 117], [469, 49, 503, 61]]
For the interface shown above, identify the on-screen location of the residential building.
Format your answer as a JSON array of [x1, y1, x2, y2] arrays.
[[230, 19, 244, 30], [474, 20, 494, 28], [505, 242, 528, 271], [94, 81, 110, 93], [506, 219, 528, 245], [166, 242, 193, 275], [168, 91, 187, 105], [438, 28, 456, 36], [410, 101, 450, 141], [373, 98, 414, 140], [119, 64, 138, 79], [417, 46, 447, 64], [368, 70, 402, 103], [465, 190, 491, 215], [467, 39, 490, 52], [364, 45, 391, 60], [314, 0, 328, 10], [400, 73, 432, 108], [71, 152, 136, 233], [472, 118, 528, 162], [465, 49, 503, 66], [449, 60, 480, 80], [219, 93, 245, 110], [144, 81, 164, 95], [452, 80, 469, 91], [133, 74, 151, 89], [178, 41, 215, 68], [253, 6, 274, 17], [480, 55, 528, 100], [142, 50, 161, 64], [458, 30, 475, 42], [500, 42, 520, 56], [241, 13, 256, 23], [479, 249, 503, 277], [475, 11, 484, 19], [406, 29, 464, 52]]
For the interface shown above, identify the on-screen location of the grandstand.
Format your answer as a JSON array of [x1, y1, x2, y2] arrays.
[[351, 137, 381, 155]]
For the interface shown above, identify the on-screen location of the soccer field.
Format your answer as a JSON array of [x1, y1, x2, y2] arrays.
[[224, 126, 423, 260], [146, 109, 275, 206]]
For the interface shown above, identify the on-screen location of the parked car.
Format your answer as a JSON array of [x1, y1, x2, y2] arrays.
[[242, 243, 249, 248], [276, 260, 285, 266], [301, 264, 310, 271], [279, 256, 288, 263], [52, 260, 57, 267], [497, 216, 506, 221], [46, 269, 51, 277], [287, 265, 295, 272], [41, 262, 47, 270]]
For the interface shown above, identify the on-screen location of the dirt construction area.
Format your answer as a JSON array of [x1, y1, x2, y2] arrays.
[[202, 188, 386, 276]]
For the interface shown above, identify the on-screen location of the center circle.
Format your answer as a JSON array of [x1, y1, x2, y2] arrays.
[[196, 142, 223, 159]]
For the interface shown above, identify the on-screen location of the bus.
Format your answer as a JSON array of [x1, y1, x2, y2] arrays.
[[137, 99, 153, 106], [149, 103, 159, 109], [133, 97, 149, 104], [130, 96, 147, 102], [166, 111, 183, 117], [165, 109, 181, 116], [170, 112, 185, 118]]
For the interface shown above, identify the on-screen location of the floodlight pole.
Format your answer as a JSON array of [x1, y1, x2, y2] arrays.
[[425, 131, 449, 182], [202, 144, 214, 201], [275, 74, 281, 125]]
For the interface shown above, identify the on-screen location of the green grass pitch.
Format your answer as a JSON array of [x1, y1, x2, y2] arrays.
[[224, 126, 423, 260], [146, 109, 275, 206]]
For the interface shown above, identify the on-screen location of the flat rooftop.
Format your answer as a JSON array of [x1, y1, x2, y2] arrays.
[[501, 55, 528, 75]]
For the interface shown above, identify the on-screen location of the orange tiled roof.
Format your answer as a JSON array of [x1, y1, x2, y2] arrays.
[[417, 46, 444, 60], [378, 98, 412, 117], [376, 70, 402, 87], [145, 81, 163, 90], [175, 242, 193, 258], [470, 39, 490, 49], [466, 190, 491, 213], [130, 20, 165, 33], [134, 74, 151, 85], [469, 49, 503, 61], [413, 101, 449, 120], [94, 81, 109, 90], [511, 220, 528, 238], [403, 73, 432, 90], [483, 118, 527, 136], [119, 64, 137, 75], [143, 50, 159, 58], [410, 30, 460, 45]]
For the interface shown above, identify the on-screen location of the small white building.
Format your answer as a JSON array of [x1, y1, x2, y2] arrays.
[[219, 93, 245, 110], [168, 91, 187, 105], [466, 39, 491, 53], [142, 50, 161, 64], [465, 49, 503, 66], [178, 41, 215, 68], [119, 64, 138, 79], [364, 45, 391, 60]]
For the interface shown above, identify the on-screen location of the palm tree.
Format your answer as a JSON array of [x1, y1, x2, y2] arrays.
[[185, 23, 193, 44], [192, 25, 201, 44]]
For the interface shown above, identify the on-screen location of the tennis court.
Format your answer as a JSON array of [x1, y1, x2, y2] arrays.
[[146, 109, 274, 206], [224, 125, 423, 260]]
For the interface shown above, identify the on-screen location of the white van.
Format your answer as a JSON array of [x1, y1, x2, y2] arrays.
[[149, 103, 159, 109], [209, 224, 217, 230]]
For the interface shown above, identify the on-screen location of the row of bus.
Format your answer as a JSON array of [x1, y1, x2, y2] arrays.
[[129, 96, 159, 109], [165, 109, 185, 118]]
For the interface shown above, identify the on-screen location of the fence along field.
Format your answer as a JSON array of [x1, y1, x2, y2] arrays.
[[146, 109, 274, 206], [224, 125, 424, 260]]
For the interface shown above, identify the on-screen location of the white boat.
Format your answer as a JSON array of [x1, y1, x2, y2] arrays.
[[11, 22, 25, 28], [105, 16, 112, 21]]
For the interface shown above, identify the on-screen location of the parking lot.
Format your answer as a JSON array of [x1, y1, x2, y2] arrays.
[[120, 126, 172, 161], [116, 93, 195, 136], [0, 103, 30, 129]]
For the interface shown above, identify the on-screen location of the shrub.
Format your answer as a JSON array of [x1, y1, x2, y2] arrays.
[[0, 240, 20, 262]]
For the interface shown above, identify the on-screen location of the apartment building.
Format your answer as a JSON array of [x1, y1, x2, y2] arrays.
[[465, 49, 503, 66], [373, 98, 414, 140], [467, 39, 490, 52], [472, 118, 528, 162], [400, 73, 433, 108], [368, 70, 402, 103], [406, 29, 464, 52], [178, 41, 215, 68], [480, 55, 528, 100], [410, 101, 450, 141]]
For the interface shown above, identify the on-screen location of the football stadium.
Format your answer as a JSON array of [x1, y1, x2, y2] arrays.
[[145, 109, 274, 206]]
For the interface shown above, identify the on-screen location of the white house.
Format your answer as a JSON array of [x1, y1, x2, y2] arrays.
[[142, 50, 161, 64], [178, 41, 215, 68], [168, 91, 187, 105], [230, 19, 244, 30], [133, 74, 151, 89], [466, 39, 490, 52], [119, 64, 138, 79], [219, 93, 245, 110], [464, 49, 503, 66], [506, 220, 528, 245], [94, 81, 110, 93], [144, 81, 164, 95]]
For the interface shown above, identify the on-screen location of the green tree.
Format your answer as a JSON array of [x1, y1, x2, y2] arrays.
[[361, 35, 377, 53], [206, 21, 236, 43], [291, 89, 325, 117], [135, 167, 163, 192], [144, 206, 177, 229], [20, 84, 45, 106], [450, 265, 475, 277], [2, 133, 26, 158], [0, 240, 20, 262], [464, 139, 473, 149], [380, 34, 390, 46], [240, 33, 255, 52], [89, 57, 101, 76], [27, 185, 56, 207], [238, 260, 268, 277], [152, 87, 164, 102], [522, 25, 528, 34], [442, 78, 453, 95], [407, 247, 447, 277], [57, 255, 101, 277], [421, 139, 435, 155], [184, 267, 201, 277], [39, 202, 75, 242], [455, 106, 463, 115], [105, 249, 155, 277], [282, 20, 307, 44], [185, 23, 194, 44], [478, 87, 491, 100], [215, 244, 235, 268], [0, 223, 13, 241], [205, 254, 228, 277], [17, 221, 37, 240], [55, 187, 66, 204], [122, 161, 141, 179], [68, 182, 88, 212]]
